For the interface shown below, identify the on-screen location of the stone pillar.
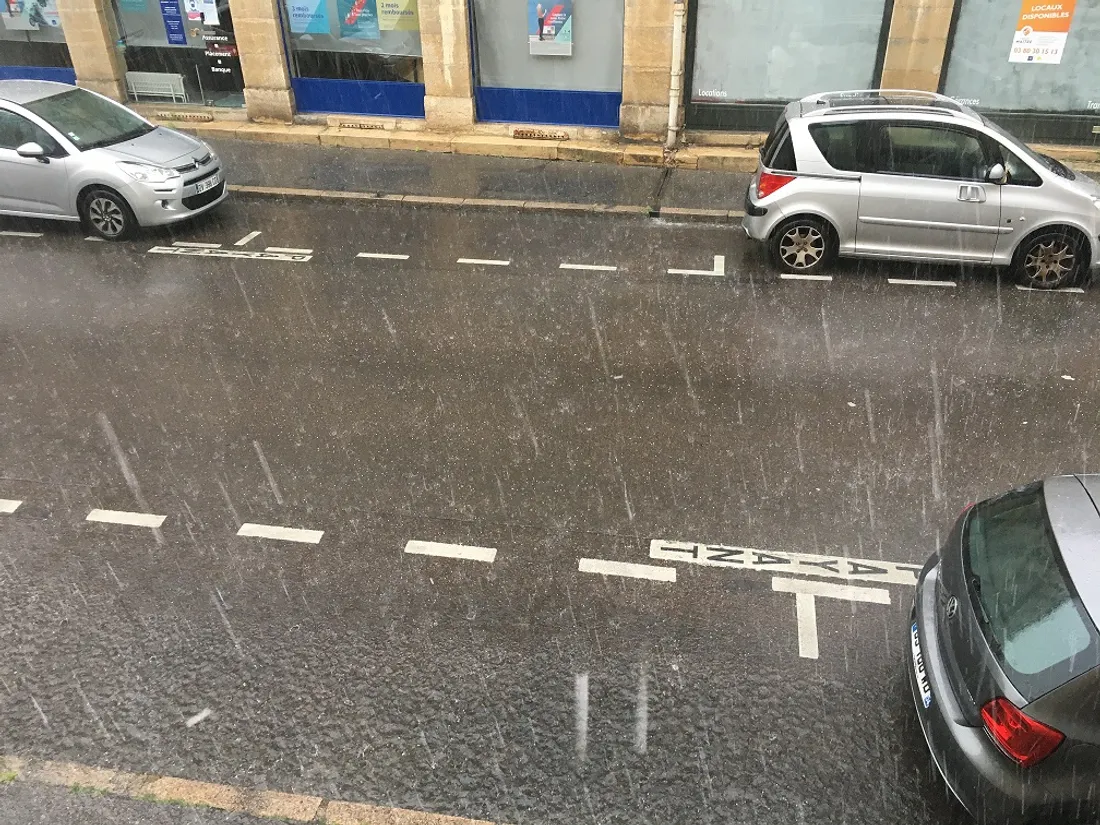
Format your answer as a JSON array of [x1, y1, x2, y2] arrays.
[[879, 0, 956, 91], [230, 0, 295, 121], [421, 0, 476, 128], [56, 0, 126, 101], [619, 0, 674, 138]]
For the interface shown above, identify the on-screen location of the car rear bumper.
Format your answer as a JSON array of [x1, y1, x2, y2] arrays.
[[910, 558, 1059, 824]]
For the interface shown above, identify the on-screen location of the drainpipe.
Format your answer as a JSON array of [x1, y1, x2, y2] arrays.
[[665, 0, 687, 149]]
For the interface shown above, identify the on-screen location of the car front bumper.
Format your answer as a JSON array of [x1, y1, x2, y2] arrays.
[[910, 557, 1060, 825], [121, 165, 228, 228]]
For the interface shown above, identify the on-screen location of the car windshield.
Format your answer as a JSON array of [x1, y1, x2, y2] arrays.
[[981, 115, 1075, 180], [23, 87, 154, 151], [965, 483, 1100, 698]]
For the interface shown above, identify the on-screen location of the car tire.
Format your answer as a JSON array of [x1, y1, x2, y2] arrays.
[[1011, 228, 1087, 290], [79, 187, 137, 241], [768, 216, 837, 275]]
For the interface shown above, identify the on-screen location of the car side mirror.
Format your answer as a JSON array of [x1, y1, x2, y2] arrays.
[[16, 142, 48, 162], [987, 162, 1006, 184]]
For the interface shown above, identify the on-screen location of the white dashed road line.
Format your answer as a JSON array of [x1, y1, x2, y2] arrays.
[[781, 272, 833, 282], [0, 230, 43, 238], [0, 499, 22, 514], [887, 278, 957, 288], [86, 509, 166, 528], [172, 241, 222, 249], [560, 263, 618, 272], [668, 255, 725, 277], [650, 538, 922, 587], [457, 257, 511, 266], [265, 246, 313, 255], [84, 236, 104, 242], [357, 252, 410, 260], [184, 708, 213, 727], [404, 540, 497, 563], [1016, 284, 1086, 294], [234, 231, 262, 246], [237, 523, 324, 544], [578, 558, 676, 582]]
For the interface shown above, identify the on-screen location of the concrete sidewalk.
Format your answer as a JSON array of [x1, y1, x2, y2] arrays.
[[204, 135, 753, 219]]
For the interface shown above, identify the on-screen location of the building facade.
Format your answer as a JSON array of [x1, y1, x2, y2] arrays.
[[0, 0, 1095, 143]]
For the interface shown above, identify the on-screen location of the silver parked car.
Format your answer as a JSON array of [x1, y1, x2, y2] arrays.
[[743, 89, 1100, 289], [0, 80, 226, 240]]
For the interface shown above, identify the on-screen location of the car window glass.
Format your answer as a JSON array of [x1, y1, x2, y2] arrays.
[[1001, 147, 1043, 187], [965, 484, 1099, 697], [762, 122, 796, 171], [880, 124, 988, 180], [0, 110, 59, 154], [808, 122, 861, 172]]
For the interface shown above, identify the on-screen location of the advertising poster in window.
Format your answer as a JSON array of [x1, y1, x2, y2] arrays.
[[1, 0, 60, 31], [338, 0, 380, 40], [286, 0, 328, 33], [1009, 0, 1076, 64], [378, 0, 416, 31], [529, 0, 572, 56]]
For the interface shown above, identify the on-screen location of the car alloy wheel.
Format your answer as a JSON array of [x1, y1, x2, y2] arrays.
[[778, 224, 826, 271], [1022, 238, 1076, 289], [88, 195, 127, 238]]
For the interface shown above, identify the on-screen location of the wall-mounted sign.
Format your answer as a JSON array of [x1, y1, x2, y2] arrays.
[[529, 0, 571, 56], [1009, 0, 1076, 64]]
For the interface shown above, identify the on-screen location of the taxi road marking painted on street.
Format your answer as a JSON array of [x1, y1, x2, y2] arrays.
[[237, 523, 324, 544], [649, 539, 922, 587], [86, 509, 166, 528], [0, 499, 22, 514], [772, 576, 891, 659], [579, 558, 676, 582], [404, 540, 497, 563], [668, 254, 725, 277], [149, 246, 312, 262]]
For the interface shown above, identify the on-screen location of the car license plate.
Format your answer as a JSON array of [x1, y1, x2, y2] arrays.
[[911, 621, 933, 709], [194, 173, 220, 194]]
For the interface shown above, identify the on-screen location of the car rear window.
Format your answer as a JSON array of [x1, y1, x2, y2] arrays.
[[965, 483, 1100, 699], [761, 116, 796, 171]]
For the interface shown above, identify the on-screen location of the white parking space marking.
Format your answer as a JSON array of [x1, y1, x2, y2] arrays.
[[185, 708, 212, 728], [887, 278, 957, 288], [578, 559, 676, 582], [668, 255, 725, 277], [1016, 284, 1086, 294], [0, 499, 22, 514], [234, 231, 262, 246], [149, 246, 312, 262], [86, 509, 166, 528], [265, 246, 313, 255], [773, 577, 891, 660], [404, 540, 497, 563], [560, 263, 619, 272], [781, 272, 833, 282], [457, 257, 511, 266], [237, 523, 324, 544], [172, 241, 222, 249], [0, 230, 43, 238], [84, 236, 105, 242], [650, 539, 922, 587], [357, 252, 410, 260]]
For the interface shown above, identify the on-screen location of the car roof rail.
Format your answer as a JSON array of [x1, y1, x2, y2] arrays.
[[797, 89, 980, 121]]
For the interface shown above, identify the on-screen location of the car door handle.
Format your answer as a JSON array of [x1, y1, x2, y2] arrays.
[[957, 184, 987, 203]]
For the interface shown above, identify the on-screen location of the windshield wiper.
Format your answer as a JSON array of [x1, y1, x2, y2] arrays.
[[83, 124, 155, 151]]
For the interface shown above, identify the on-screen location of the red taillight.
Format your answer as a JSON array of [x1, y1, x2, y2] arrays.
[[981, 697, 1064, 767], [756, 171, 796, 199], [958, 502, 975, 519]]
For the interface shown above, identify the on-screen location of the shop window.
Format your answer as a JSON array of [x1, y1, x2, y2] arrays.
[[282, 0, 424, 116], [943, 0, 1100, 114], [0, 0, 74, 82], [470, 0, 623, 127], [111, 0, 243, 107]]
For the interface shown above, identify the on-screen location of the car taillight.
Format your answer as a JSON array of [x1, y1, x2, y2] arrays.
[[756, 171, 796, 199], [981, 697, 1064, 767]]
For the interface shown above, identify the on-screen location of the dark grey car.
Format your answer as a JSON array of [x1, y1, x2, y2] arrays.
[[911, 475, 1100, 824]]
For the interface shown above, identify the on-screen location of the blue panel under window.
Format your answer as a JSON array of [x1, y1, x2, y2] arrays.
[[292, 78, 425, 118], [475, 87, 621, 128], [0, 66, 76, 84]]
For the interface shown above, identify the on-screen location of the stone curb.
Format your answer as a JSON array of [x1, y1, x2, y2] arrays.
[[227, 184, 746, 222], [156, 118, 1100, 175], [0, 755, 503, 825]]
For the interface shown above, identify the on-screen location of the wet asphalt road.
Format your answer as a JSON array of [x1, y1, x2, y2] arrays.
[[1, 196, 1098, 825]]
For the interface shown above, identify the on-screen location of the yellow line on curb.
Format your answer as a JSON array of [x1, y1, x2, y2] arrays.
[[0, 755, 504, 825]]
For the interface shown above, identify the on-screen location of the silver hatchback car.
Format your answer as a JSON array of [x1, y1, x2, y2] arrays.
[[743, 89, 1100, 290], [0, 80, 226, 240]]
